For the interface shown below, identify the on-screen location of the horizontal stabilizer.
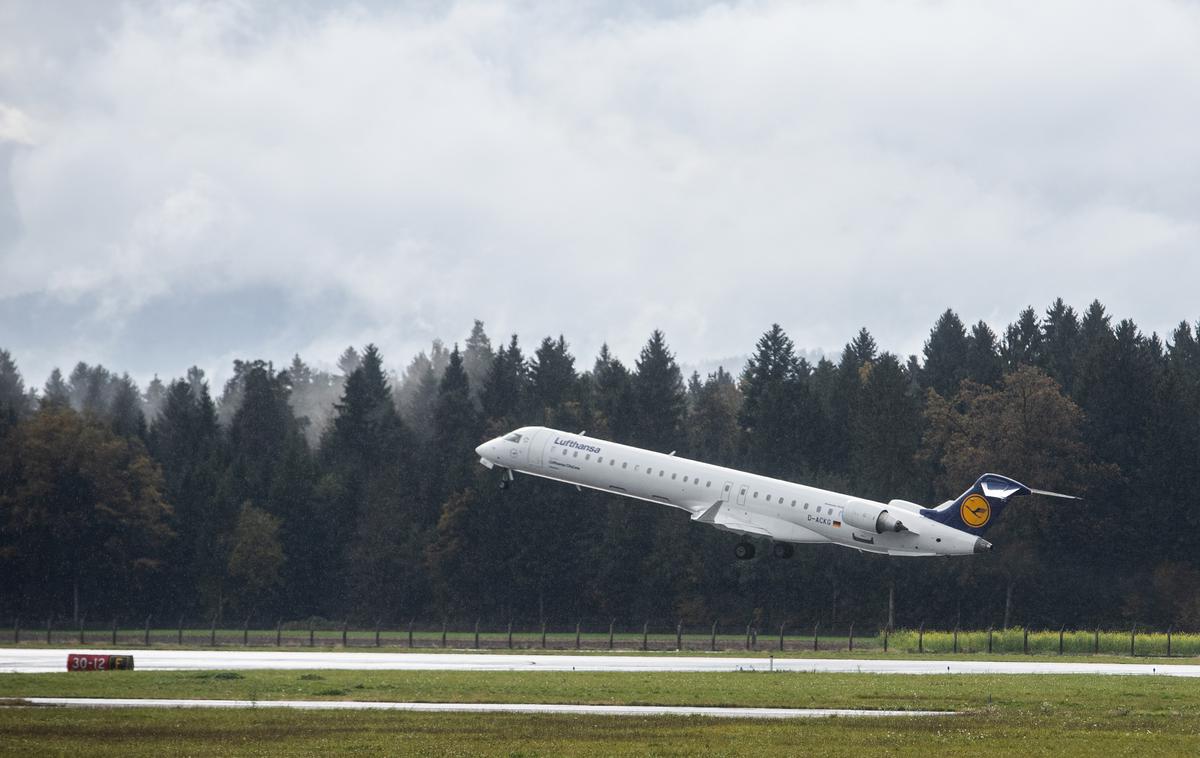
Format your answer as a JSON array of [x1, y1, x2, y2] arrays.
[[1029, 487, 1083, 501]]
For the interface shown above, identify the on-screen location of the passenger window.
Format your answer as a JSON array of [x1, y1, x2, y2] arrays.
[[804, 503, 809, 510], [573, 451, 578, 458], [659, 471, 664, 477], [622, 462, 628, 469], [707, 481, 712, 487], [766, 495, 771, 502], [597, 457, 603, 463], [753, 491, 758, 499], [562, 449, 568, 456], [724, 484, 730, 491], [671, 473, 677, 480], [647, 468, 653, 475], [682, 476, 688, 483], [610, 459, 615, 466], [791, 500, 796, 507]]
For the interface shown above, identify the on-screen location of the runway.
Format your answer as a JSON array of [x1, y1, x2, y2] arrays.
[[3, 648, 1199, 676], [12, 697, 954, 719]]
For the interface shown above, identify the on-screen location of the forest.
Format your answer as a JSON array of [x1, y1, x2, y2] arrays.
[[2, 298, 1199, 633]]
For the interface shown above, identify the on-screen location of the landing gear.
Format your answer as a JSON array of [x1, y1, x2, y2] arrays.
[[498, 468, 514, 490], [734, 542, 756, 560], [772, 542, 795, 559]]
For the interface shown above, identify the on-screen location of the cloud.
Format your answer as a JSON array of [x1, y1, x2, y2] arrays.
[[1, 0, 1199, 386]]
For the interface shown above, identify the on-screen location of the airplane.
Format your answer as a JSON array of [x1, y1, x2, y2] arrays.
[[475, 426, 1080, 558]]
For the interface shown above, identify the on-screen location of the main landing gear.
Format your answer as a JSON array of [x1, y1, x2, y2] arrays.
[[734, 542, 756, 560], [735, 541, 794, 560]]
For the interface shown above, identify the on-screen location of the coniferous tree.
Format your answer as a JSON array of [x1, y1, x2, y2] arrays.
[[923, 309, 969, 397], [42, 368, 69, 409], [1001, 307, 1043, 370], [462, 320, 494, 407], [481, 335, 528, 426], [631, 330, 686, 453], [964, 321, 1003, 386]]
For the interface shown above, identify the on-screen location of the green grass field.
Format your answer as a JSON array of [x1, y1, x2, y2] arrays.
[[2, 670, 1199, 755]]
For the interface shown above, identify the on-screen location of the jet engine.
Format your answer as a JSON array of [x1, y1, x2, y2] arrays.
[[843, 499, 908, 534]]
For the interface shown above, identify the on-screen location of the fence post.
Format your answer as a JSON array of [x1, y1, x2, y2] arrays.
[[1059, 626, 1064, 655], [752, 626, 757, 650], [541, 621, 548, 650], [1023, 627, 1029, 655], [609, 619, 615, 650], [953, 627, 958, 654], [745, 624, 752, 651], [1130, 626, 1135, 657], [408, 619, 414, 649], [711, 621, 717, 652], [918, 623, 924, 654], [79, 616, 85, 645], [1167, 626, 1173, 657], [577, 620, 582, 650], [508, 621, 513, 650], [178, 616, 183, 646], [308, 618, 314, 648], [112, 617, 118, 646], [276, 619, 282, 647], [779, 623, 785, 652], [145, 615, 151, 646], [813, 622, 819, 652], [375, 620, 381, 648], [442, 620, 448, 649], [1094, 627, 1099, 655], [642, 621, 648, 651], [475, 619, 481, 650], [676, 621, 682, 651], [47, 618, 52, 646], [244, 617, 251, 647], [988, 626, 993, 654], [849, 623, 854, 652], [13, 618, 18, 645], [211, 615, 218, 647], [342, 621, 348, 648]]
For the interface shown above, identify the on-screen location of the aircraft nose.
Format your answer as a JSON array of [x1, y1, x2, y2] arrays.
[[475, 442, 488, 457]]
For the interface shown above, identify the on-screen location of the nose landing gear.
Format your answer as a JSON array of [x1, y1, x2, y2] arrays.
[[498, 468, 515, 490]]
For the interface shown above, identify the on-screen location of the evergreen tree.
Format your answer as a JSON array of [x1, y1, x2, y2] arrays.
[[740, 324, 809, 478], [631, 330, 686, 453], [462, 320, 494, 407], [591, 344, 634, 441], [923, 310, 969, 396], [42, 368, 69, 409], [1001, 307, 1042, 370], [431, 347, 482, 501], [1039, 298, 1081, 391], [964, 321, 1003, 386], [0, 349, 31, 426], [481, 335, 528, 426], [529, 336, 578, 427]]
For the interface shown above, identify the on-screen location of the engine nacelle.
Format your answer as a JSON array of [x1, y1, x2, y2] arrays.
[[843, 499, 909, 534]]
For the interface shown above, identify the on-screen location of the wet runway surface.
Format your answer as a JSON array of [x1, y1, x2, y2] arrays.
[[3, 648, 1198, 675], [14, 696, 955, 719]]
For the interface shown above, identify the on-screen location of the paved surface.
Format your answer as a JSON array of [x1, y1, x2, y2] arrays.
[[2, 648, 1199, 676], [14, 697, 955, 718]]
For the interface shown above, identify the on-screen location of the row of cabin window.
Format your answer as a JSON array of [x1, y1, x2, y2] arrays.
[[563, 447, 716, 487], [561, 448, 828, 512]]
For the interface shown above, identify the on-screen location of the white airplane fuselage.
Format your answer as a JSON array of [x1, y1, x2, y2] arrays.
[[476, 426, 990, 557]]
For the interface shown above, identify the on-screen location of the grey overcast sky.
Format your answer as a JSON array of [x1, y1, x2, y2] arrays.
[[2, 0, 1199, 388]]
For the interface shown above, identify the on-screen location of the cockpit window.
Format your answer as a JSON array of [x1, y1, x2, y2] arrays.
[[503, 433, 523, 443]]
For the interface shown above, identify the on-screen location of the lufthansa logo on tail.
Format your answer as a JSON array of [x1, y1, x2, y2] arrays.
[[960, 494, 991, 528]]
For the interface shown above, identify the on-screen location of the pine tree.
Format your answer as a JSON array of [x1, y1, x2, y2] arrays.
[[1040, 298, 1081, 391], [922, 309, 969, 396], [482, 335, 528, 426], [632, 330, 686, 452], [964, 321, 1003, 386], [529, 336, 578, 426], [591, 343, 634, 441], [42, 368, 69, 409], [740, 324, 809, 478], [462, 320, 494, 407], [1001, 307, 1042, 370], [0, 349, 31, 425]]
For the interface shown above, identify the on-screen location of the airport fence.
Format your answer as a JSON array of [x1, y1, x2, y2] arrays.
[[5, 617, 1198, 657]]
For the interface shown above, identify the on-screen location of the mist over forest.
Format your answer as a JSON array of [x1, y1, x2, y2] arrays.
[[2, 298, 1199, 632]]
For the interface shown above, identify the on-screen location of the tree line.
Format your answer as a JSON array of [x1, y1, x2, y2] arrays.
[[2, 299, 1199, 631]]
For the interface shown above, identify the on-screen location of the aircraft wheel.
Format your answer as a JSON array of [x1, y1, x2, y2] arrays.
[[734, 542, 756, 560], [772, 542, 794, 559], [498, 479, 510, 491]]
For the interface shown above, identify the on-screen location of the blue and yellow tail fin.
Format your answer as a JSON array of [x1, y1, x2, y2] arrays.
[[919, 474, 1033, 536]]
